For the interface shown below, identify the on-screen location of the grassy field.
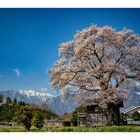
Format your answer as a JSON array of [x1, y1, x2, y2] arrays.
[[0, 125, 140, 132], [0, 126, 47, 132], [50, 126, 140, 132], [0, 126, 25, 132]]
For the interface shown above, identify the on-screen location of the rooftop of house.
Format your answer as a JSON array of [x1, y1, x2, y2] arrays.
[[121, 106, 140, 114], [58, 113, 72, 121]]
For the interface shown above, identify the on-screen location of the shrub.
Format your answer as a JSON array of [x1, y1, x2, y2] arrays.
[[32, 110, 45, 129], [132, 111, 140, 121], [15, 105, 34, 131], [62, 121, 71, 127]]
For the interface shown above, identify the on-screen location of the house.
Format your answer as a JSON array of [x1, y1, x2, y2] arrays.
[[44, 113, 72, 129], [0, 122, 19, 126], [121, 106, 140, 125], [121, 106, 140, 116], [78, 99, 124, 126], [78, 105, 107, 126], [44, 119, 62, 128]]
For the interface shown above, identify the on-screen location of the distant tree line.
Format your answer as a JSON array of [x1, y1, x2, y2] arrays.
[[0, 94, 57, 131]]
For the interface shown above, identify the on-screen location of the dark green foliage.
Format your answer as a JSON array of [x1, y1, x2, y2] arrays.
[[71, 120, 77, 126], [70, 106, 86, 126], [0, 96, 26, 122], [32, 110, 45, 129], [0, 96, 57, 131], [18, 101, 26, 106], [15, 105, 34, 131], [132, 111, 140, 121], [5, 97, 12, 104], [13, 98, 17, 105], [62, 121, 71, 127], [0, 94, 4, 103], [44, 110, 57, 120], [0, 104, 16, 122], [15, 106, 57, 131]]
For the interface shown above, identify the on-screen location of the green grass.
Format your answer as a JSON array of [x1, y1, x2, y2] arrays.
[[0, 126, 25, 132], [0, 126, 49, 132], [0, 125, 140, 132], [50, 126, 140, 132]]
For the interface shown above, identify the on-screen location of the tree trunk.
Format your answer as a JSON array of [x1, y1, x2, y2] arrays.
[[106, 103, 121, 126]]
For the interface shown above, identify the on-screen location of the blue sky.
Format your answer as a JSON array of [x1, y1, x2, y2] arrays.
[[0, 8, 140, 94]]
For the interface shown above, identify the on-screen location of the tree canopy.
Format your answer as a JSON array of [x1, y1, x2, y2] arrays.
[[32, 110, 45, 129], [15, 105, 34, 131], [0, 96, 57, 130], [0, 94, 4, 103], [49, 25, 140, 109]]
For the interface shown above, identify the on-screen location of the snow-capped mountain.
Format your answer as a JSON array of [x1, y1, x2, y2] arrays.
[[0, 90, 78, 115], [1, 87, 140, 115], [0, 90, 53, 105]]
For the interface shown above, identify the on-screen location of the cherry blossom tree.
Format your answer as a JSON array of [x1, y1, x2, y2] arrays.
[[49, 25, 140, 125]]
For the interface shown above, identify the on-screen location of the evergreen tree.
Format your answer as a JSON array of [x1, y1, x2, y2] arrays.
[[13, 98, 17, 105], [0, 94, 4, 103], [18, 101, 26, 106], [6, 97, 12, 104]]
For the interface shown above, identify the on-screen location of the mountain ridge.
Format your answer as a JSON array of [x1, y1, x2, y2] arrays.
[[1, 89, 140, 115], [0, 89, 78, 115]]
